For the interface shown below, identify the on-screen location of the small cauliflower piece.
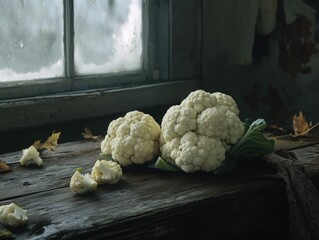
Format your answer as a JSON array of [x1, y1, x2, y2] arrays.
[[19, 145, 43, 166], [70, 171, 97, 194], [160, 89, 245, 173], [91, 160, 122, 184], [0, 203, 28, 227], [101, 111, 161, 166]]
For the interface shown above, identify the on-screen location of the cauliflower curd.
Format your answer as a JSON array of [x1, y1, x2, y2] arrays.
[[0, 203, 28, 227], [70, 171, 98, 194], [101, 111, 161, 166], [160, 90, 245, 173], [91, 160, 122, 184]]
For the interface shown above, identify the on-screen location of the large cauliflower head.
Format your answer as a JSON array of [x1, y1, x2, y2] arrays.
[[101, 111, 161, 166], [160, 90, 245, 173]]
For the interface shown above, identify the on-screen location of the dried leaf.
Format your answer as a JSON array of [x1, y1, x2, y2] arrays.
[[82, 128, 101, 142], [0, 160, 11, 173], [33, 131, 61, 151], [293, 111, 310, 135], [270, 111, 318, 141], [292, 122, 319, 138]]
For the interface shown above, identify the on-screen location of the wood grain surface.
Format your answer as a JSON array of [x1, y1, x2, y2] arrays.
[[3, 140, 319, 239]]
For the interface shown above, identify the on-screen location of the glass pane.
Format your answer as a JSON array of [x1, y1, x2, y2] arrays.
[[0, 0, 63, 82], [74, 0, 143, 75]]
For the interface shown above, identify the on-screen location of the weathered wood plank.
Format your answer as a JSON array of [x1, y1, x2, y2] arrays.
[[0, 140, 276, 202], [290, 145, 319, 170], [5, 140, 316, 239], [0, 167, 287, 240], [0, 141, 100, 164], [290, 145, 319, 188], [0, 80, 200, 132], [0, 141, 100, 200]]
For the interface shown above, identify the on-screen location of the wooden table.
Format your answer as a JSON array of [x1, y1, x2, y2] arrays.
[[1, 140, 318, 240]]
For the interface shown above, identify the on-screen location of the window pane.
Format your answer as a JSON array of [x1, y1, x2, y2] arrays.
[[0, 0, 64, 82], [74, 0, 142, 75]]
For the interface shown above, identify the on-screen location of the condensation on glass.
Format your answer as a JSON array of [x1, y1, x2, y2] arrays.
[[0, 0, 64, 82], [74, 0, 143, 75]]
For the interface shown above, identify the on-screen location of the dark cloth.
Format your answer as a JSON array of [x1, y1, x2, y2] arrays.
[[263, 152, 319, 240]]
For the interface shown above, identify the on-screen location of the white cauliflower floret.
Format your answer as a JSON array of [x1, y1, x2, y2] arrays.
[[160, 137, 181, 166], [19, 145, 43, 166], [91, 160, 122, 184], [0, 203, 28, 227], [196, 106, 245, 144], [181, 89, 218, 113], [161, 105, 197, 142], [70, 171, 97, 194], [212, 92, 240, 116], [181, 90, 240, 115], [175, 132, 226, 172], [160, 89, 244, 173], [101, 111, 161, 166]]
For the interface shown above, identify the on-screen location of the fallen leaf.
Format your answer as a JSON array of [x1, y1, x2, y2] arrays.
[[82, 128, 101, 142], [0, 160, 11, 173], [291, 122, 319, 138], [267, 111, 319, 150], [33, 131, 61, 151], [293, 111, 310, 135]]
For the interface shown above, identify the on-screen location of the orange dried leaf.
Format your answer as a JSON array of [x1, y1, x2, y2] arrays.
[[33, 131, 61, 151], [0, 160, 11, 173], [82, 128, 101, 142], [293, 111, 310, 135]]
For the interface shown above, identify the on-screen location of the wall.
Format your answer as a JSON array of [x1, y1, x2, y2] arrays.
[[202, 0, 319, 125]]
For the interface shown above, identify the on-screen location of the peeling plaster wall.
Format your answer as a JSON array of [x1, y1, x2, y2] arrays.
[[202, 0, 319, 124]]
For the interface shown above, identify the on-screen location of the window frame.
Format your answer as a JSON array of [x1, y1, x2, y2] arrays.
[[0, 0, 202, 132]]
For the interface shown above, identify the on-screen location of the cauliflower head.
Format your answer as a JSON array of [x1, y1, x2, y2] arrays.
[[160, 90, 245, 173], [0, 203, 28, 227], [91, 160, 122, 184], [101, 111, 161, 166]]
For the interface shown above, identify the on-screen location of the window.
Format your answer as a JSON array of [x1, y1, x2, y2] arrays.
[[0, 0, 201, 132], [74, 0, 142, 75], [0, 0, 143, 85], [0, 1, 64, 81]]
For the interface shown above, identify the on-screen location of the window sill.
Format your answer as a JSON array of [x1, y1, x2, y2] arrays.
[[0, 79, 200, 132]]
